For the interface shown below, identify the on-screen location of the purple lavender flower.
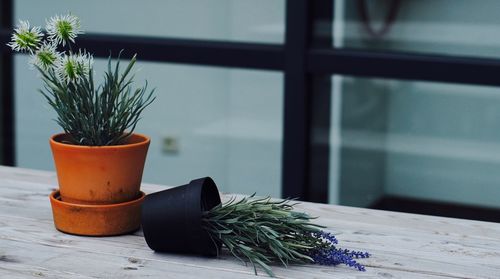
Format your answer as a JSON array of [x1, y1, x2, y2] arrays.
[[308, 230, 370, 271], [314, 230, 338, 244]]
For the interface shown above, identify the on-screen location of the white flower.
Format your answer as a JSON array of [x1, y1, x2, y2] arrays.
[[29, 41, 61, 70], [46, 14, 83, 46], [7, 20, 43, 53], [56, 51, 94, 84]]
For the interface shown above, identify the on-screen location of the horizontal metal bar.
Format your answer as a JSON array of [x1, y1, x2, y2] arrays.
[[0, 30, 285, 70], [5, 27, 500, 86], [308, 48, 500, 86], [77, 34, 285, 70]]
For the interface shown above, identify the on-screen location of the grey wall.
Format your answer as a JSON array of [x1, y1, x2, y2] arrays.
[[15, 0, 284, 43], [13, 0, 285, 197]]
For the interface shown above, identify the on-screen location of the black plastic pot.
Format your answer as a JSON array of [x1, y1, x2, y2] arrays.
[[141, 177, 222, 256]]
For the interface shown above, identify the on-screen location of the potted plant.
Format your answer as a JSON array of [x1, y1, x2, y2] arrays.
[[141, 177, 370, 277], [8, 14, 155, 236]]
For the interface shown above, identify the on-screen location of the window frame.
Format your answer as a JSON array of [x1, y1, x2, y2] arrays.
[[2, 0, 500, 202]]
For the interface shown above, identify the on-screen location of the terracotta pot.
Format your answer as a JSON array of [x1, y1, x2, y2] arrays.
[[141, 177, 222, 256], [50, 190, 145, 236], [50, 133, 150, 205]]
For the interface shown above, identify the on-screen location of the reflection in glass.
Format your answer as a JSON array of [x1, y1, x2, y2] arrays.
[[335, 0, 500, 58], [331, 76, 500, 211]]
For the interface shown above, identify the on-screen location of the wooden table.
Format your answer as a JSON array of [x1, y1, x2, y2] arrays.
[[1, 166, 500, 278]]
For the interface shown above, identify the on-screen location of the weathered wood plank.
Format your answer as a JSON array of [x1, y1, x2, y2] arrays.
[[2, 212, 498, 279], [0, 239, 271, 279], [0, 228, 456, 279], [0, 214, 369, 279], [1, 166, 500, 278], [0, 262, 95, 279]]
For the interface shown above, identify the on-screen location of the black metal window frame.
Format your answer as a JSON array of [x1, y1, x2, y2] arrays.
[[3, 0, 500, 202]]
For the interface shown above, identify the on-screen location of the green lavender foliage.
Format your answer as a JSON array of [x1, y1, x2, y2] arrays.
[[38, 53, 155, 146], [202, 195, 329, 277]]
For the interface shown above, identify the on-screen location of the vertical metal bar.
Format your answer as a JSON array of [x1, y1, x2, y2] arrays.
[[308, 75, 332, 202], [307, 0, 333, 203], [282, 0, 332, 202], [282, 0, 310, 200], [0, 0, 15, 166]]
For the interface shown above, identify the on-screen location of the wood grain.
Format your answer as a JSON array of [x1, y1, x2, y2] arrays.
[[1, 166, 500, 278]]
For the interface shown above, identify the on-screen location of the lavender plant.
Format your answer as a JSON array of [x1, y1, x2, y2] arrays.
[[7, 14, 155, 146], [202, 195, 370, 277]]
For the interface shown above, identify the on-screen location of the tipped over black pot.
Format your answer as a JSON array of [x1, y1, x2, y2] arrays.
[[141, 177, 222, 256]]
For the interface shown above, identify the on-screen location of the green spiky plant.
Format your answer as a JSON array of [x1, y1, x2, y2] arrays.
[[202, 195, 370, 277], [39, 53, 155, 145], [7, 14, 155, 146]]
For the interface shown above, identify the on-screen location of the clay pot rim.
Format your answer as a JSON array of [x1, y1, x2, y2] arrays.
[[50, 133, 150, 150], [50, 190, 146, 208], [50, 190, 145, 236]]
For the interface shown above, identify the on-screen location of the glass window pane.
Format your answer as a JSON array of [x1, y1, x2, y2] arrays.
[[15, 55, 283, 197], [335, 0, 500, 58], [15, 0, 285, 43], [330, 75, 500, 211]]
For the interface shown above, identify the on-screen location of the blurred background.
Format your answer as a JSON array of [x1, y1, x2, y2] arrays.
[[1, 0, 500, 222]]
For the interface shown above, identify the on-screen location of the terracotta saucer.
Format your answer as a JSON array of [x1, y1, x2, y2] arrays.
[[49, 190, 145, 236]]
